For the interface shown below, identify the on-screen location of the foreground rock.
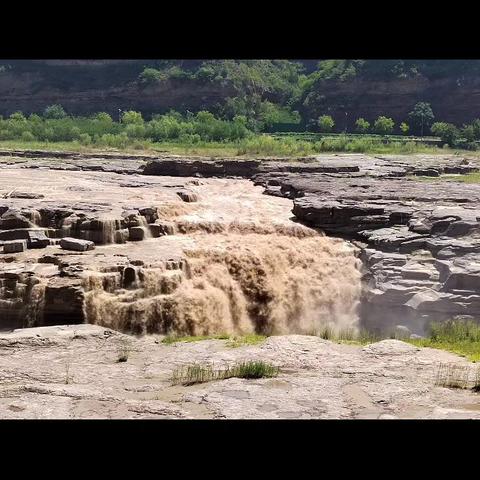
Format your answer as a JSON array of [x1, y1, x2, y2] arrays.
[[0, 325, 478, 419], [60, 237, 95, 251]]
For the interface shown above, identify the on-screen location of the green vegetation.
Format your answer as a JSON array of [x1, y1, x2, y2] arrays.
[[400, 122, 410, 135], [431, 122, 460, 146], [317, 115, 335, 132], [0, 137, 443, 157], [355, 118, 370, 133], [171, 360, 279, 386], [0, 109, 251, 146], [5, 60, 480, 141], [312, 325, 382, 345], [2, 98, 479, 156], [162, 333, 266, 348], [162, 334, 231, 344], [408, 320, 480, 363], [408, 102, 435, 136], [409, 173, 480, 184], [310, 319, 480, 363], [226, 334, 267, 348], [373, 116, 395, 135]]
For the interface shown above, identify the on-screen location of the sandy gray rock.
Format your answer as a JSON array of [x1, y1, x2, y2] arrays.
[[0, 326, 478, 419]]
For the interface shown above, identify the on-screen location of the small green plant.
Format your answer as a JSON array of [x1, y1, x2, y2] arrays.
[[171, 360, 279, 386], [310, 326, 381, 345], [227, 361, 279, 379], [162, 333, 231, 344], [162, 333, 267, 348], [227, 334, 267, 348]]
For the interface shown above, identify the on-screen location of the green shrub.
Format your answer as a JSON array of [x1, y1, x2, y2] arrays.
[[355, 118, 370, 133], [317, 114, 335, 132], [400, 122, 410, 135], [139, 67, 167, 83], [78, 133, 92, 145], [373, 116, 395, 135], [44, 104, 67, 119], [21, 131, 35, 141], [431, 122, 460, 146], [121, 110, 144, 125]]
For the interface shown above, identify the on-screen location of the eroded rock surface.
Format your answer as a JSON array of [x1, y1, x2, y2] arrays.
[[0, 159, 360, 335], [1, 151, 480, 336], [0, 325, 478, 419], [253, 154, 480, 334]]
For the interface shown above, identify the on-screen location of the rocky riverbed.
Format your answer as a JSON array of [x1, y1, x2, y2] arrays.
[[1, 150, 480, 419], [2, 150, 479, 336]]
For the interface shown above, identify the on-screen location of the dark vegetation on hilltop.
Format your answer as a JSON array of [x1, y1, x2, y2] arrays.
[[1, 60, 480, 153]]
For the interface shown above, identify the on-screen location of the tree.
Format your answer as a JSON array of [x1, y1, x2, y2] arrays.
[[431, 122, 460, 146], [44, 104, 67, 119], [121, 111, 144, 125], [355, 118, 370, 133], [400, 122, 410, 135], [317, 115, 334, 133], [373, 116, 395, 135], [94, 112, 113, 123], [408, 102, 434, 136], [468, 119, 480, 140], [9, 111, 26, 122], [462, 124, 476, 142], [139, 68, 166, 83]]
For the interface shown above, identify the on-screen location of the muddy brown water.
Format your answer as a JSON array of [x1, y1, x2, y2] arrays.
[[0, 169, 362, 335]]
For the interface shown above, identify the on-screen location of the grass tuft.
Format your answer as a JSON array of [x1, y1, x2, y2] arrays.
[[226, 334, 267, 348], [171, 360, 279, 386], [309, 326, 381, 345], [162, 334, 231, 345], [162, 333, 266, 348]]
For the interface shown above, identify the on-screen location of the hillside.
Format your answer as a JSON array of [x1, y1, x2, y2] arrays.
[[1, 60, 480, 130]]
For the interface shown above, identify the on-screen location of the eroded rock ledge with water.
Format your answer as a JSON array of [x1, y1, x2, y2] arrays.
[[1, 150, 480, 418]]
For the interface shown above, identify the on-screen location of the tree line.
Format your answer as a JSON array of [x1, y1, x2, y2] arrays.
[[1, 102, 479, 151], [315, 102, 480, 150]]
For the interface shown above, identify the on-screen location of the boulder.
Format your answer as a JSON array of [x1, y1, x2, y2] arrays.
[[0, 228, 49, 248], [28, 230, 50, 248], [2, 240, 27, 253], [152, 221, 176, 236], [129, 226, 146, 241], [60, 237, 95, 252], [0, 211, 31, 229], [176, 189, 198, 203]]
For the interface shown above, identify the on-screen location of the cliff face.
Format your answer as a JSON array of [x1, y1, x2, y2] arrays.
[[302, 76, 480, 128], [1, 60, 480, 126], [0, 64, 236, 117]]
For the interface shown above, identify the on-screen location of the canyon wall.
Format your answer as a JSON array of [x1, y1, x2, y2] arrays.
[[1, 61, 480, 126]]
